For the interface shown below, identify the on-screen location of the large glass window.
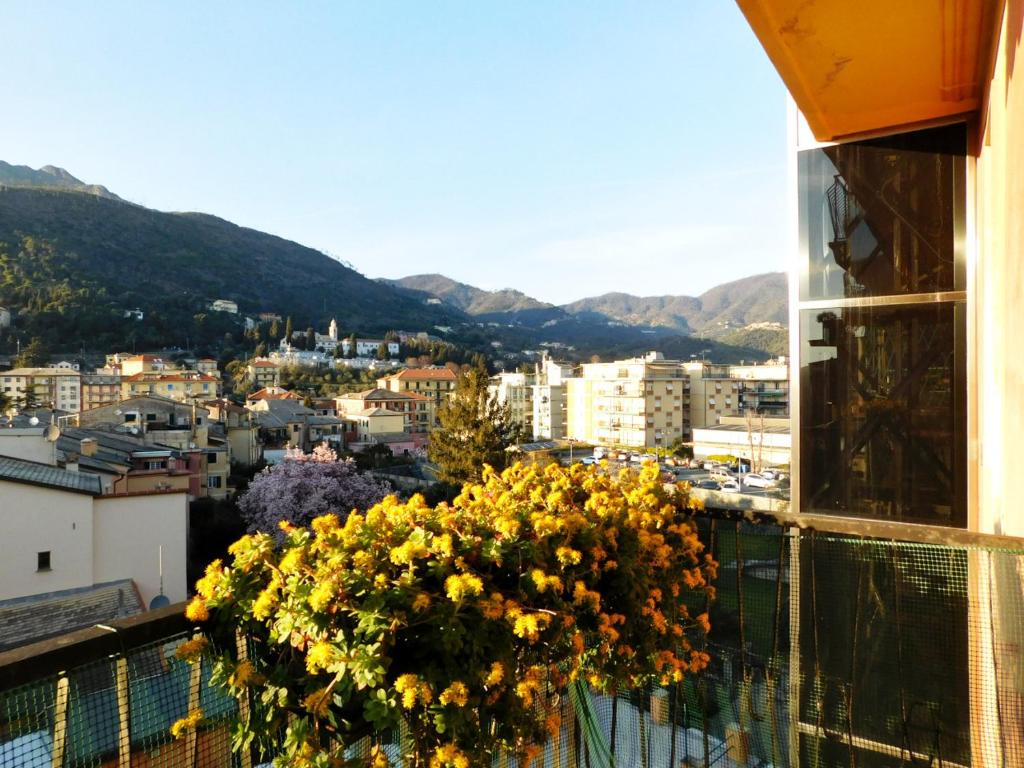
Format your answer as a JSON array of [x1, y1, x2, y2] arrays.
[[798, 125, 967, 527], [800, 303, 965, 526], [798, 124, 965, 301]]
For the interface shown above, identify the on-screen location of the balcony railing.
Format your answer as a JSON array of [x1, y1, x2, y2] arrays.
[[2, 509, 1022, 768]]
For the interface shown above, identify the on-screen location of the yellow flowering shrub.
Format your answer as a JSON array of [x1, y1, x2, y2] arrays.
[[196, 461, 714, 768]]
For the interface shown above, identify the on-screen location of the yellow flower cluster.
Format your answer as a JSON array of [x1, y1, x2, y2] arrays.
[[529, 569, 563, 594], [228, 660, 264, 688], [429, 744, 469, 768], [302, 686, 332, 717], [483, 661, 504, 687], [184, 597, 209, 622], [174, 636, 208, 664], [395, 674, 433, 709], [169, 708, 203, 739], [198, 459, 717, 768], [444, 573, 483, 602], [439, 681, 469, 707]]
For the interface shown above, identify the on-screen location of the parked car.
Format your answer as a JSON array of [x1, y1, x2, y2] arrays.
[[743, 473, 776, 489], [593, 447, 607, 460], [617, 452, 629, 461], [710, 466, 735, 480], [720, 479, 741, 492], [701, 460, 719, 470], [581, 456, 596, 465], [696, 479, 722, 490], [762, 469, 788, 482]]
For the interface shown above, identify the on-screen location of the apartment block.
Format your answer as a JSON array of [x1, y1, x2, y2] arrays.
[[377, 367, 458, 416], [121, 370, 221, 403], [567, 352, 689, 449], [1, 368, 81, 412], [686, 359, 789, 433], [488, 371, 534, 435], [531, 355, 574, 440], [80, 373, 121, 411]]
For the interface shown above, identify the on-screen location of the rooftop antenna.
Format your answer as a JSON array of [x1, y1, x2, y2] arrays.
[[149, 545, 170, 609]]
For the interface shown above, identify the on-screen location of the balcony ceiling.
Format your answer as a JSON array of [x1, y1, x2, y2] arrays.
[[736, 0, 1002, 140]]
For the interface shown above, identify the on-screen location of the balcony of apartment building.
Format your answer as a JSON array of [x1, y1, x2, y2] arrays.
[[3, 506, 1020, 768]]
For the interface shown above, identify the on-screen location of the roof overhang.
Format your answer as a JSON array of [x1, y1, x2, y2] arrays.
[[735, 0, 1002, 141]]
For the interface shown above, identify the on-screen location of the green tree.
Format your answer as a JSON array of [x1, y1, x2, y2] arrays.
[[346, 332, 357, 359], [284, 316, 293, 344], [305, 327, 316, 350], [428, 364, 521, 486], [269, 318, 280, 341], [253, 342, 267, 358], [14, 336, 48, 368], [376, 341, 389, 360]]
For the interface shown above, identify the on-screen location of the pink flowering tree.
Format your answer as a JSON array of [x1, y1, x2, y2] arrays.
[[238, 443, 391, 534]]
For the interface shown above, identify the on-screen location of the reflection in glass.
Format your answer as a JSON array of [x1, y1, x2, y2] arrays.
[[800, 303, 965, 527], [798, 124, 965, 301]]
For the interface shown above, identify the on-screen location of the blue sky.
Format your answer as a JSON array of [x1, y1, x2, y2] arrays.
[[0, 2, 786, 304]]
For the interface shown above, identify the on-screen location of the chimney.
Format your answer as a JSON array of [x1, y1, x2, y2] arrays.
[[65, 451, 80, 473], [80, 438, 98, 457]]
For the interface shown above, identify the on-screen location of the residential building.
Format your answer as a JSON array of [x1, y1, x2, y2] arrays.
[[75, 396, 220, 498], [119, 354, 171, 377], [120, 370, 221, 403], [209, 299, 238, 314], [342, 408, 418, 455], [1, 368, 81, 412], [204, 398, 262, 468], [246, 386, 301, 408], [258, 312, 282, 323], [0, 306, 10, 328], [735, 1, 1024, 763], [685, 359, 789, 435], [377, 367, 458, 417], [0, 454, 187, 609], [335, 388, 434, 444], [566, 352, 689, 449], [80, 373, 121, 410], [341, 337, 399, 358], [51, 360, 80, 372], [247, 359, 280, 388], [249, 398, 343, 453], [488, 371, 534, 435], [531, 354, 574, 440], [196, 358, 220, 377]]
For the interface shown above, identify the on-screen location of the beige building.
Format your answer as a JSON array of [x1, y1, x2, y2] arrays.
[[248, 359, 280, 388], [80, 373, 121, 410], [1, 368, 81, 412], [336, 388, 434, 437], [204, 398, 262, 468], [121, 370, 221, 403], [685, 360, 789, 434], [377, 367, 458, 418], [567, 352, 689, 449], [119, 354, 172, 377]]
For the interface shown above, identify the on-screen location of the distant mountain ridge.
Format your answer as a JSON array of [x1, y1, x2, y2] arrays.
[[387, 272, 788, 338], [0, 161, 123, 201]]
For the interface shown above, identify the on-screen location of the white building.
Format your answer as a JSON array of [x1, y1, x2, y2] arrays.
[[209, 299, 238, 314], [531, 355, 575, 440], [489, 371, 535, 435], [692, 415, 791, 468], [0, 306, 12, 328], [1, 368, 81, 412], [0, 455, 188, 608]]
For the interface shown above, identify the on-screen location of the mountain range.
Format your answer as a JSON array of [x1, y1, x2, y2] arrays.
[[384, 273, 788, 354], [0, 164, 787, 361]]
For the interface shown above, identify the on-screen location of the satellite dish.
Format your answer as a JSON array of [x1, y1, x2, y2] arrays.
[[29, 416, 39, 426], [130, 427, 139, 435], [44, 424, 60, 442], [149, 594, 171, 609]]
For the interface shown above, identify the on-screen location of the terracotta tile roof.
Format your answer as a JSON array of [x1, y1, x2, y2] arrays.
[[386, 367, 458, 381], [251, 361, 278, 367]]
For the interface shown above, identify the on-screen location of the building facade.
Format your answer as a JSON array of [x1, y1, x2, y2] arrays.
[[531, 355, 574, 440], [1, 368, 81, 412]]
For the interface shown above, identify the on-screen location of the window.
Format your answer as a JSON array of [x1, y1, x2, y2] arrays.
[[37, 551, 51, 572], [208, 453, 218, 464], [208, 476, 222, 488], [798, 124, 966, 527]]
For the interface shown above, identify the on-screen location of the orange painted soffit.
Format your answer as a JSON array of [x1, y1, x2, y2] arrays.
[[735, 0, 1001, 141]]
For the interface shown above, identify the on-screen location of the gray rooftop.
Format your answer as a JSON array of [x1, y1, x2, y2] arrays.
[[0, 455, 102, 495], [0, 579, 143, 652]]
